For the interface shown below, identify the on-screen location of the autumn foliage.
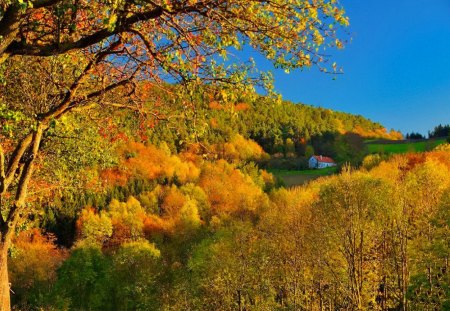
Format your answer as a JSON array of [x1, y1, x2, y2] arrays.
[[9, 139, 450, 310], [9, 229, 66, 307]]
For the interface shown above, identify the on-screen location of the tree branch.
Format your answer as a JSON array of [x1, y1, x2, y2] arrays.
[[32, 0, 63, 9], [1, 134, 33, 195], [2, 125, 44, 243], [0, 145, 4, 181], [6, 7, 164, 57], [38, 40, 122, 123]]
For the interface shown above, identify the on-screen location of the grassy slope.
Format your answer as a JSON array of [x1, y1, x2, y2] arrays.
[[269, 167, 337, 188], [269, 167, 338, 176], [366, 138, 446, 154]]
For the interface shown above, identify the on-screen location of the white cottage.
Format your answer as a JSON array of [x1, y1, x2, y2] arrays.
[[308, 155, 336, 169]]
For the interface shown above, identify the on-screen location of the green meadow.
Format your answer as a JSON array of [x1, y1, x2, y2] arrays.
[[366, 138, 447, 154], [269, 167, 338, 187]]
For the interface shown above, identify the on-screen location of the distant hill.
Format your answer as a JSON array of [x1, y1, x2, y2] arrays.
[[237, 99, 402, 153], [146, 91, 402, 156]]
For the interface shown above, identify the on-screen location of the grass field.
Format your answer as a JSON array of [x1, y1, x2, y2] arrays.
[[366, 138, 447, 154], [269, 167, 337, 187]]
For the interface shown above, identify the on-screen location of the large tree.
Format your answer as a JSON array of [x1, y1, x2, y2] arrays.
[[0, 0, 348, 72], [0, 0, 348, 309]]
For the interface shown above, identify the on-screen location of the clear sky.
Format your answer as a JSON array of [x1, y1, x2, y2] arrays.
[[246, 0, 450, 136]]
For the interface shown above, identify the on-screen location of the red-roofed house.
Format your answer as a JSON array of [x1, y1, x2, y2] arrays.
[[308, 155, 337, 169]]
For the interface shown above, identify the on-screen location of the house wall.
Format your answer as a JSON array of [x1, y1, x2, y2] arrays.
[[308, 157, 318, 169], [318, 162, 335, 169], [309, 156, 336, 169]]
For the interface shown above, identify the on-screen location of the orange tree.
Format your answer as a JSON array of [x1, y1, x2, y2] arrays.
[[0, 0, 349, 309]]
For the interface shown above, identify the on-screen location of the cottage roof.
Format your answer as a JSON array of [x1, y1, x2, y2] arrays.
[[312, 155, 335, 164]]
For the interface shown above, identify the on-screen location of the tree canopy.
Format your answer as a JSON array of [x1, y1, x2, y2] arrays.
[[1, 0, 348, 74]]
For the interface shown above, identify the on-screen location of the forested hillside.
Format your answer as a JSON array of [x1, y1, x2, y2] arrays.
[[9, 134, 450, 310], [145, 88, 402, 156]]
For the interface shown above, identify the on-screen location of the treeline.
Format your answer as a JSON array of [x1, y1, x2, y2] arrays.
[[405, 132, 425, 140], [405, 124, 450, 140], [429, 124, 450, 139], [9, 139, 450, 310]]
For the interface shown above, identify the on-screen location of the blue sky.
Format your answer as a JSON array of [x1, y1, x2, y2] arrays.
[[244, 0, 450, 136]]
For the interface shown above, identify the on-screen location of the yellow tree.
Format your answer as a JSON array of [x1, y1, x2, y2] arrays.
[[316, 170, 391, 310], [403, 158, 450, 310]]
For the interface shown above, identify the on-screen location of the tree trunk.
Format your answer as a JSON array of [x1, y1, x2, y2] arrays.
[[0, 126, 44, 311], [237, 289, 242, 311], [0, 241, 10, 311], [0, 5, 22, 63]]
